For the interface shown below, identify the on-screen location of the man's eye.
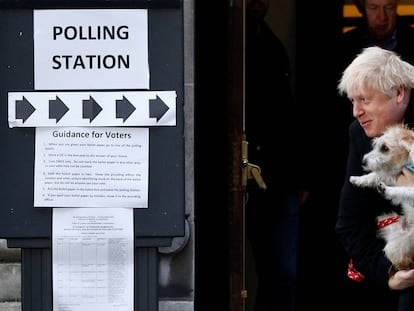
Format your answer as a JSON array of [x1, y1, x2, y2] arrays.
[[385, 5, 396, 10]]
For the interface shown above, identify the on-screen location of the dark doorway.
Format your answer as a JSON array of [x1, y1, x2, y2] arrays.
[[194, 1, 346, 310]]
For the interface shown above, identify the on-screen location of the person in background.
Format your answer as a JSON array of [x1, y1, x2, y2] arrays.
[[340, 0, 414, 72], [336, 46, 414, 311], [244, 0, 309, 310]]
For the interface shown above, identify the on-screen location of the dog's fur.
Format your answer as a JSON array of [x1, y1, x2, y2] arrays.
[[350, 123, 414, 270]]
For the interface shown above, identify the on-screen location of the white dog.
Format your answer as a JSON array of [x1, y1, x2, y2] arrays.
[[350, 123, 414, 270]]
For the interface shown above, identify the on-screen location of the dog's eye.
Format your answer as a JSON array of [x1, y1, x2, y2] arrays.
[[380, 144, 390, 153]]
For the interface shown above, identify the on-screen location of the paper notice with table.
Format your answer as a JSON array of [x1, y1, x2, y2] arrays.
[[52, 207, 134, 311]]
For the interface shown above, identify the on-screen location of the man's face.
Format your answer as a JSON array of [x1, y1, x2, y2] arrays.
[[350, 85, 407, 138], [246, 0, 269, 19], [364, 0, 399, 43]]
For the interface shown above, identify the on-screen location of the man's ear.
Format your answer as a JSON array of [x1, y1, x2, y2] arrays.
[[397, 84, 405, 100]]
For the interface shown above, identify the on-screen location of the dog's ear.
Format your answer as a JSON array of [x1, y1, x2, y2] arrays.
[[405, 130, 414, 162], [399, 128, 414, 151]]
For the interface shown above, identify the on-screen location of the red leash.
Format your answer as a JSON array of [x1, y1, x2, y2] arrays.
[[347, 215, 400, 282]]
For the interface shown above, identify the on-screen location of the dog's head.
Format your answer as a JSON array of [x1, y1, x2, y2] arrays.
[[362, 123, 414, 179]]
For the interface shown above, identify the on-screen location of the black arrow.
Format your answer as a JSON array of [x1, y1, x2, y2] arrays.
[[150, 95, 169, 121], [116, 96, 136, 122], [82, 96, 102, 123], [49, 96, 69, 123], [15, 96, 36, 123]]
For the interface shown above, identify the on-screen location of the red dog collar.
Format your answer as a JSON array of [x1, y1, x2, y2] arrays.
[[377, 215, 400, 229]]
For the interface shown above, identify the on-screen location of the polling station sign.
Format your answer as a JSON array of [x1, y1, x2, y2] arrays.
[[34, 9, 150, 91]]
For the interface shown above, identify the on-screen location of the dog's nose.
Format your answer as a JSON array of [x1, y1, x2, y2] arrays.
[[361, 158, 367, 167], [361, 157, 370, 171]]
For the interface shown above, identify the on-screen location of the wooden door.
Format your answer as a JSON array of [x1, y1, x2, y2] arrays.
[[226, 0, 245, 310]]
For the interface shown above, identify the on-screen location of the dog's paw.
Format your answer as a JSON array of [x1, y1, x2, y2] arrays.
[[350, 175, 371, 187], [380, 186, 400, 204], [350, 176, 361, 186], [377, 182, 387, 195], [380, 186, 414, 207], [350, 173, 379, 188]]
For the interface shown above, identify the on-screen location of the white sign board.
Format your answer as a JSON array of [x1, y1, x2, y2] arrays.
[[34, 9, 149, 90]]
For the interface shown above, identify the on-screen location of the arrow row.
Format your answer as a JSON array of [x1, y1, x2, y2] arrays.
[[8, 91, 176, 127], [82, 96, 103, 123], [49, 96, 69, 123], [149, 95, 169, 121], [15, 96, 36, 123], [116, 96, 136, 122]]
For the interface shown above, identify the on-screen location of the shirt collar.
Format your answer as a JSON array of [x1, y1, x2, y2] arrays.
[[367, 28, 397, 50]]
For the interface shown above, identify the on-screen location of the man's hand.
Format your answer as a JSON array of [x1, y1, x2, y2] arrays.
[[396, 167, 414, 187], [389, 268, 414, 290]]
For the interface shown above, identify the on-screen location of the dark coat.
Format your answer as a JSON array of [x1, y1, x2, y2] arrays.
[[336, 104, 414, 310]]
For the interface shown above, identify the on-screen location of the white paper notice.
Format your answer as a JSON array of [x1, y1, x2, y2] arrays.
[[34, 9, 150, 90], [34, 127, 149, 208], [53, 208, 134, 311]]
